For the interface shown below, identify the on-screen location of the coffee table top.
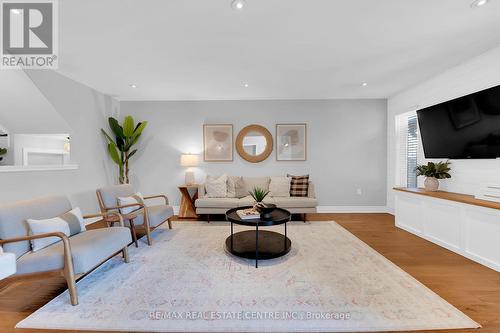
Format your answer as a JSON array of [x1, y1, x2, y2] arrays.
[[226, 206, 291, 226]]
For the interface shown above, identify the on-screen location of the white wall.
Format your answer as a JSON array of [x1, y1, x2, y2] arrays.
[[387, 46, 500, 213], [0, 70, 119, 212], [12, 134, 69, 166], [121, 99, 387, 210]]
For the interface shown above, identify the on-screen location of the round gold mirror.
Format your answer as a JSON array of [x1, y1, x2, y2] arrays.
[[236, 124, 273, 163]]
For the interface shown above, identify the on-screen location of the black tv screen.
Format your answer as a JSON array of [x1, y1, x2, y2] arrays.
[[417, 84, 500, 159]]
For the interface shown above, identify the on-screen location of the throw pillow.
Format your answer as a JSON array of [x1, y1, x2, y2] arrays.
[[243, 177, 271, 194], [287, 174, 310, 197], [27, 207, 86, 252], [205, 174, 228, 198], [227, 176, 246, 198], [118, 192, 145, 215], [269, 176, 291, 197]]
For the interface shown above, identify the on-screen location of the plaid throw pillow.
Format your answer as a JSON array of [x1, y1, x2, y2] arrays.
[[287, 174, 309, 197]]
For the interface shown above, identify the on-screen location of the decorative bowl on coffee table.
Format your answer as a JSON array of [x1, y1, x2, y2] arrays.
[[257, 203, 276, 220]]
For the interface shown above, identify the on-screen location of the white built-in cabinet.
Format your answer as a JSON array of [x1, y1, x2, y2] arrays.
[[394, 188, 500, 273]]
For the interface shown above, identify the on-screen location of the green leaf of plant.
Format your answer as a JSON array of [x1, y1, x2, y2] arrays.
[[101, 129, 114, 143], [116, 136, 125, 151], [108, 117, 124, 138], [123, 116, 135, 137], [132, 121, 147, 138], [108, 142, 122, 166], [127, 149, 138, 159]]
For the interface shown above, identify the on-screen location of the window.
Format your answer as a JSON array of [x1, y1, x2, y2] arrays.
[[406, 115, 418, 187], [396, 111, 419, 188]]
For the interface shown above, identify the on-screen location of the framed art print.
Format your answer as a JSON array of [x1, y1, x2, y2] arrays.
[[276, 123, 307, 161], [203, 124, 233, 161]]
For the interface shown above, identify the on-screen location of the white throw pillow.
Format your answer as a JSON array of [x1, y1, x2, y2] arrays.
[[27, 207, 86, 252], [205, 174, 228, 198], [227, 176, 246, 198], [118, 192, 145, 215], [269, 177, 291, 197]]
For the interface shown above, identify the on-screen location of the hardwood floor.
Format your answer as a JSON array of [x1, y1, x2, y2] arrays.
[[1, 213, 499, 333]]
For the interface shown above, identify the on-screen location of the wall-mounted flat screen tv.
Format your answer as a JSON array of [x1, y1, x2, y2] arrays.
[[417, 84, 500, 159]]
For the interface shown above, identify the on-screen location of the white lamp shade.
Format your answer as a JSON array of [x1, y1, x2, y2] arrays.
[[180, 154, 199, 167]]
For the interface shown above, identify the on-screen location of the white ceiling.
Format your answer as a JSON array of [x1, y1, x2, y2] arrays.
[[56, 0, 500, 101]]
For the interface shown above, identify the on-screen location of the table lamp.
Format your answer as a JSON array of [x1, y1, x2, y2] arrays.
[[180, 153, 199, 185]]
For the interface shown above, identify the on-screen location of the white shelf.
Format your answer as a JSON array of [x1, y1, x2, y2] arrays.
[[0, 164, 78, 173]]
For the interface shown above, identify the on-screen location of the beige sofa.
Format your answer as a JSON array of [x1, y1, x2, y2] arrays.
[[195, 176, 318, 218]]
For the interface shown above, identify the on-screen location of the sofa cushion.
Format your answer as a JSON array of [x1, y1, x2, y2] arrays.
[[238, 196, 275, 207], [243, 177, 270, 193], [98, 184, 135, 209], [0, 196, 72, 259], [205, 174, 228, 198], [269, 177, 291, 197], [195, 198, 239, 208], [129, 205, 174, 227], [16, 227, 131, 275], [273, 197, 318, 208], [27, 207, 86, 252]]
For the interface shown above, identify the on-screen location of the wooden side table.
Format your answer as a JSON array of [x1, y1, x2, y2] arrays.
[[178, 185, 199, 219]]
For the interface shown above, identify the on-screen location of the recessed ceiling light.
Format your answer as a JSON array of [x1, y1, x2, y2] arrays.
[[11, 9, 21, 14], [129, 84, 137, 88], [243, 83, 249, 88], [231, 0, 245, 10], [362, 82, 368, 87], [471, 0, 489, 7]]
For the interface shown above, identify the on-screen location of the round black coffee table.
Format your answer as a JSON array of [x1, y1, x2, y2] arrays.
[[225, 206, 291, 268]]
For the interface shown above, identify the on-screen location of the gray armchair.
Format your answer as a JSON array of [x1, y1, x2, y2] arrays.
[[96, 184, 174, 247], [0, 195, 131, 306]]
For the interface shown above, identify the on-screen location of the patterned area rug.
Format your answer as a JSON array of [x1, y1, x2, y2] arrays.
[[17, 222, 479, 332]]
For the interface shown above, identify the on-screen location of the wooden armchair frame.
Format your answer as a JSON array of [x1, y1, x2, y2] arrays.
[[96, 192, 172, 247], [0, 212, 129, 306]]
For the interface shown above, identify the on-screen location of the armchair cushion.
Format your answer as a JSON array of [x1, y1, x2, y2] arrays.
[[27, 207, 86, 252], [97, 184, 135, 209], [0, 196, 72, 259], [0, 247, 16, 280], [129, 205, 174, 228], [117, 192, 144, 214], [16, 227, 131, 275]]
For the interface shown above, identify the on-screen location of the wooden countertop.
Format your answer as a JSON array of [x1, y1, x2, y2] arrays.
[[393, 187, 500, 210]]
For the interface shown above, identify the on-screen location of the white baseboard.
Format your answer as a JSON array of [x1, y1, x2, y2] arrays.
[[317, 206, 388, 213], [172, 206, 389, 215]]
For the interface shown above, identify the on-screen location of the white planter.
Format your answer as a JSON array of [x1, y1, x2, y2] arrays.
[[424, 177, 439, 191]]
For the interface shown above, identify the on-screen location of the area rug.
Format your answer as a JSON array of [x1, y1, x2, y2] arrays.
[[17, 221, 479, 332]]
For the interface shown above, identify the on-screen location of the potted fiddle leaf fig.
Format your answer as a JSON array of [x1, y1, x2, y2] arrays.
[[101, 116, 147, 184], [416, 161, 451, 191]]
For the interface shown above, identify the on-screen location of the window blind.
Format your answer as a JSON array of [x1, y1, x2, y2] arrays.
[[396, 111, 419, 188], [406, 115, 418, 188]]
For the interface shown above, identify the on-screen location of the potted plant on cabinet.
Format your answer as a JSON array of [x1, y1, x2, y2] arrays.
[[416, 161, 451, 191]]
